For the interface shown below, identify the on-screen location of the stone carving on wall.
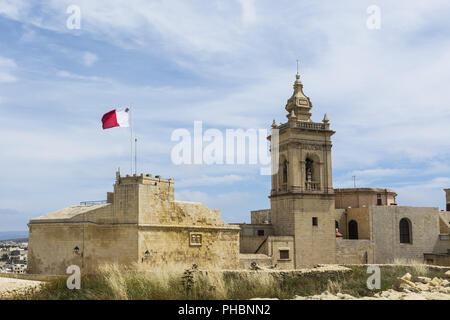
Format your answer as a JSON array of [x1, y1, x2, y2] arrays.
[[189, 233, 202, 247]]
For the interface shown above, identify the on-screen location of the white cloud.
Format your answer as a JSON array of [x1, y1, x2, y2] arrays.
[[177, 174, 246, 188], [0, 0, 30, 20], [238, 0, 257, 25], [82, 52, 98, 67], [1, 1, 450, 222], [0, 56, 17, 83]]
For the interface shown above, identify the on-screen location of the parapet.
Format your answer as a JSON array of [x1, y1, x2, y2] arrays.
[[116, 172, 174, 185], [114, 171, 175, 202]]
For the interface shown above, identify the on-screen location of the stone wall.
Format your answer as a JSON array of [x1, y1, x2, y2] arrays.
[[346, 208, 371, 240], [293, 197, 337, 267], [266, 236, 295, 269], [239, 236, 268, 254], [336, 239, 374, 264], [435, 234, 450, 254], [138, 227, 239, 269], [424, 253, 450, 267], [28, 173, 240, 274], [440, 211, 450, 233], [370, 206, 441, 263], [235, 224, 274, 237], [28, 222, 138, 275], [239, 254, 273, 269], [335, 209, 347, 237], [334, 188, 396, 209], [251, 210, 271, 224]]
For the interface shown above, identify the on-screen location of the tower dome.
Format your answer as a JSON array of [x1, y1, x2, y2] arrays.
[[285, 73, 313, 121]]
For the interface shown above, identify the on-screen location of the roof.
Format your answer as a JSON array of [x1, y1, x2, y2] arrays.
[[334, 188, 396, 194], [29, 204, 109, 223]]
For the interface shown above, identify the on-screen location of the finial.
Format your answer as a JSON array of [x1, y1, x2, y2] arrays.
[[322, 113, 329, 124], [271, 119, 277, 128], [290, 110, 297, 119], [296, 59, 299, 75]]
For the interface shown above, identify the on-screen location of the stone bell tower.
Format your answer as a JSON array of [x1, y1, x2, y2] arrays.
[[269, 72, 336, 267]]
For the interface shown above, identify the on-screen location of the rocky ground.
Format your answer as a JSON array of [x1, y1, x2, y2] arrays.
[[293, 270, 450, 300], [0, 277, 42, 299]]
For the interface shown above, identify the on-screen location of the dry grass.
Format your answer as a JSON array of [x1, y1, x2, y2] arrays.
[[326, 279, 342, 294], [6, 263, 447, 300], [392, 258, 429, 275]]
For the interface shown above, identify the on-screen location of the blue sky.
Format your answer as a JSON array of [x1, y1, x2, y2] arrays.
[[0, 0, 449, 232]]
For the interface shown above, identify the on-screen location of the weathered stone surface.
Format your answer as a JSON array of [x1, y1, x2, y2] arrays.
[[28, 173, 240, 274]]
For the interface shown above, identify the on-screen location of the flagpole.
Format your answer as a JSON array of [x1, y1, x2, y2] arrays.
[[135, 138, 137, 175], [130, 104, 133, 175]]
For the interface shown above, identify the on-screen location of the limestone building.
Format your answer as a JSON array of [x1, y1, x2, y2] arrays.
[[28, 173, 240, 274], [238, 73, 450, 267], [28, 72, 450, 273]]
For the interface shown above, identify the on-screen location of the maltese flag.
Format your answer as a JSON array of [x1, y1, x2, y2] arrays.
[[101, 107, 130, 129]]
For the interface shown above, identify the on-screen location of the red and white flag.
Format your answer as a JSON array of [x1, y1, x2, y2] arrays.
[[101, 107, 130, 129]]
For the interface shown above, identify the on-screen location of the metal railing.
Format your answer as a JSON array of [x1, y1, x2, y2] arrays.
[[79, 200, 107, 206]]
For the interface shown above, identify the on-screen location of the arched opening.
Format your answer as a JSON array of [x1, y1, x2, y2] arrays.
[[348, 220, 358, 239], [399, 218, 412, 244], [305, 158, 313, 182], [304, 155, 320, 191], [282, 160, 288, 184]]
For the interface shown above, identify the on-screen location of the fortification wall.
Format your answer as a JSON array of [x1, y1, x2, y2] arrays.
[[336, 239, 374, 264], [27, 223, 138, 275], [138, 227, 240, 269]]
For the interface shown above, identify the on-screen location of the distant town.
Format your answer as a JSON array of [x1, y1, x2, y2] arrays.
[[0, 239, 28, 274]]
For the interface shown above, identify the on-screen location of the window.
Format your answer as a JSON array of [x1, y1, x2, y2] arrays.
[[279, 250, 289, 260], [348, 220, 358, 239], [282, 160, 288, 183], [305, 158, 313, 182], [312, 217, 318, 226], [257, 229, 264, 236], [399, 218, 412, 244], [377, 193, 382, 206], [447, 203, 450, 211]]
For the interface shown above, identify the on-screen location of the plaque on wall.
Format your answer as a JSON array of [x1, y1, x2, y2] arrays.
[[189, 232, 202, 246]]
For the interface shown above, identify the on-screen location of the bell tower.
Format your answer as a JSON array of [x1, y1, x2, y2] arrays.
[[269, 72, 336, 267]]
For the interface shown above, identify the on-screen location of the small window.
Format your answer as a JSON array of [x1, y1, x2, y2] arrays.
[[257, 229, 264, 236], [312, 217, 318, 226], [348, 220, 358, 239], [282, 160, 288, 183], [377, 194, 382, 206], [399, 218, 412, 244], [279, 250, 289, 260]]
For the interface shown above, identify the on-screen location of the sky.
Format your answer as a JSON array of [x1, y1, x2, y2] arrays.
[[0, 0, 449, 232]]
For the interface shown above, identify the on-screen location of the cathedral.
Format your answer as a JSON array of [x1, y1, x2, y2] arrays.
[[237, 72, 450, 268], [27, 73, 450, 275]]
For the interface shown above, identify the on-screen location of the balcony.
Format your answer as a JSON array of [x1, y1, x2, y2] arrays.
[[305, 181, 321, 191]]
